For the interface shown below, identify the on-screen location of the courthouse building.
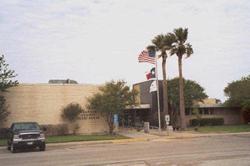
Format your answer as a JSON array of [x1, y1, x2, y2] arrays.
[[1, 82, 109, 134], [1, 80, 244, 134], [124, 80, 243, 127]]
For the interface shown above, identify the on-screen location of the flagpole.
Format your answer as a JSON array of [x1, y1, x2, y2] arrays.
[[155, 54, 161, 132]]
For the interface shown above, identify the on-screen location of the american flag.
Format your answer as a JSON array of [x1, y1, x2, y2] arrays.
[[138, 50, 156, 64]]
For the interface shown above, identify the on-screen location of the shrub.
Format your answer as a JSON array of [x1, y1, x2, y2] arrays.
[[0, 96, 10, 125], [243, 111, 250, 123], [190, 117, 224, 126], [61, 103, 84, 122], [40, 124, 68, 136], [0, 128, 9, 139], [61, 103, 84, 134]]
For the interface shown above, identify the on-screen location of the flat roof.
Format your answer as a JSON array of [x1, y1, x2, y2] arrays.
[[125, 104, 151, 110]]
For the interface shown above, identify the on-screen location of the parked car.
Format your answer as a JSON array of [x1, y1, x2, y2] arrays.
[[7, 122, 46, 153]]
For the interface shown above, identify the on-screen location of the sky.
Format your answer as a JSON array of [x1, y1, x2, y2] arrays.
[[0, 0, 250, 101]]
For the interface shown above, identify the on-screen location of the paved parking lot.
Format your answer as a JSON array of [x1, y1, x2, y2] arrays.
[[0, 134, 250, 166]]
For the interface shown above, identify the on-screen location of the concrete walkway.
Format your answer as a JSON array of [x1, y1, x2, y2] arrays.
[[117, 129, 160, 140], [118, 128, 250, 140]]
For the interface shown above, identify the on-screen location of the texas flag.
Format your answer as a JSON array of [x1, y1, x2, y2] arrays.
[[146, 67, 156, 80]]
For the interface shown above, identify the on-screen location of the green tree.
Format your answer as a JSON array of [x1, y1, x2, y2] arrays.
[[87, 80, 136, 134], [150, 33, 176, 123], [170, 28, 193, 129], [168, 78, 207, 128], [0, 96, 9, 125], [61, 103, 84, 134], [61, 103, 84, 122], [0, 55, 18, 125], [224, 75, 250, 122]]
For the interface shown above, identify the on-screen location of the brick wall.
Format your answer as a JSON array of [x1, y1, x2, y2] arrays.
[[1, 84, 109, 134], [185, 107, 242, 126]]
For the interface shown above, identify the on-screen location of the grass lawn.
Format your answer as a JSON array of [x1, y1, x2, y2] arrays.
[[46, 134, 128, 143], [189, 124, 250, 133], [0, 139, 6, 146], [0, 134, 129, 146]]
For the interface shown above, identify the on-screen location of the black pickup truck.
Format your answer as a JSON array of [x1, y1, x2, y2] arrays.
[[7, 122, 46, 153]]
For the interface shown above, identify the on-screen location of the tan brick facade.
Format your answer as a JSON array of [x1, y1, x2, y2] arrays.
[[1, 84, 109, 134]]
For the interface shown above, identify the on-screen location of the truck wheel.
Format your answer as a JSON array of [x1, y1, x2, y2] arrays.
[[39, 144, 46, 151], [10, 143, 16, 153]]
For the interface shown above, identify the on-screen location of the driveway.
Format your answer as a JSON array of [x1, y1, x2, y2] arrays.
[[0, 134, 250, 166]]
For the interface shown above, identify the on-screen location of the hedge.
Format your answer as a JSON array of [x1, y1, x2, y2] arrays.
[[0, 128, 9, 139], [40, 124, 69, 136], [190, 117, 224, 126]]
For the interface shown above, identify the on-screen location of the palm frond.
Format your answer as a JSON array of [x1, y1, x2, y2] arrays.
[[164, 33, 176, 47], [170, 45, 177, 56], [173, 27, 188, 44], [170, 27, 193, 58], [146, 45, 156, 52], [185, 43, 193, 58], [152, 34, 165, 50]]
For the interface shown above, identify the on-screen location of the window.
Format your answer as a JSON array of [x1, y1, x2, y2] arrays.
[[185, 108, 192, 115], [13, 123, 40, 131], [204, 108, 209, 115], [209, 109, 214, 115], [199, 109, 203, 115]]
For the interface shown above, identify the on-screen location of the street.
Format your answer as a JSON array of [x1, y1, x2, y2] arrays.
[[0, 134, 250, 166]]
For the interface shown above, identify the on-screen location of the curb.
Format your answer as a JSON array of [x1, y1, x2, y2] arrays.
[[111, 137, 149, 143], [0, 146, 5, 150], [150, 131, 250, 139], [48, 137, 150, 147], [0, 138, 150, 150]]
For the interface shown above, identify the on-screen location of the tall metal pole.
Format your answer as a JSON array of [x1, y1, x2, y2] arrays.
[[155, 54, 161, 132]]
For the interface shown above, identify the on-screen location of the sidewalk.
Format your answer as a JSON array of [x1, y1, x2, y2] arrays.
[[148, 129, 250, 139], [119, 128, 250, 140]]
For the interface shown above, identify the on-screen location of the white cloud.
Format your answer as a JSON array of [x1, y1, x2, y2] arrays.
[[0, 0, 249, 101]]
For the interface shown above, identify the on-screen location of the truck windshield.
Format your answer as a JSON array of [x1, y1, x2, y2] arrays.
[[13, 123, 40, 131]]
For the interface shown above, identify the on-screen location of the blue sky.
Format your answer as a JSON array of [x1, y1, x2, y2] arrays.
[[0, 0, 250, 101]]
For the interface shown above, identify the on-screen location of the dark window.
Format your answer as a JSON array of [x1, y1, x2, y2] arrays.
[[199, 109, 203, 115], [12, 123, 40, 131], [209, 109, 214, 115], [204, 108, 209, 115], [185, 109, 190, 115]]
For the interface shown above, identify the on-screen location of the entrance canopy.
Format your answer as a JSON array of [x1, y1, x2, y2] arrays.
[[125, 104, 151, 110]]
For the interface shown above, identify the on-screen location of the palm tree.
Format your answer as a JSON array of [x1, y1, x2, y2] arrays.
[[170, 28, 193, 130], [152, 34, 176, 126]]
